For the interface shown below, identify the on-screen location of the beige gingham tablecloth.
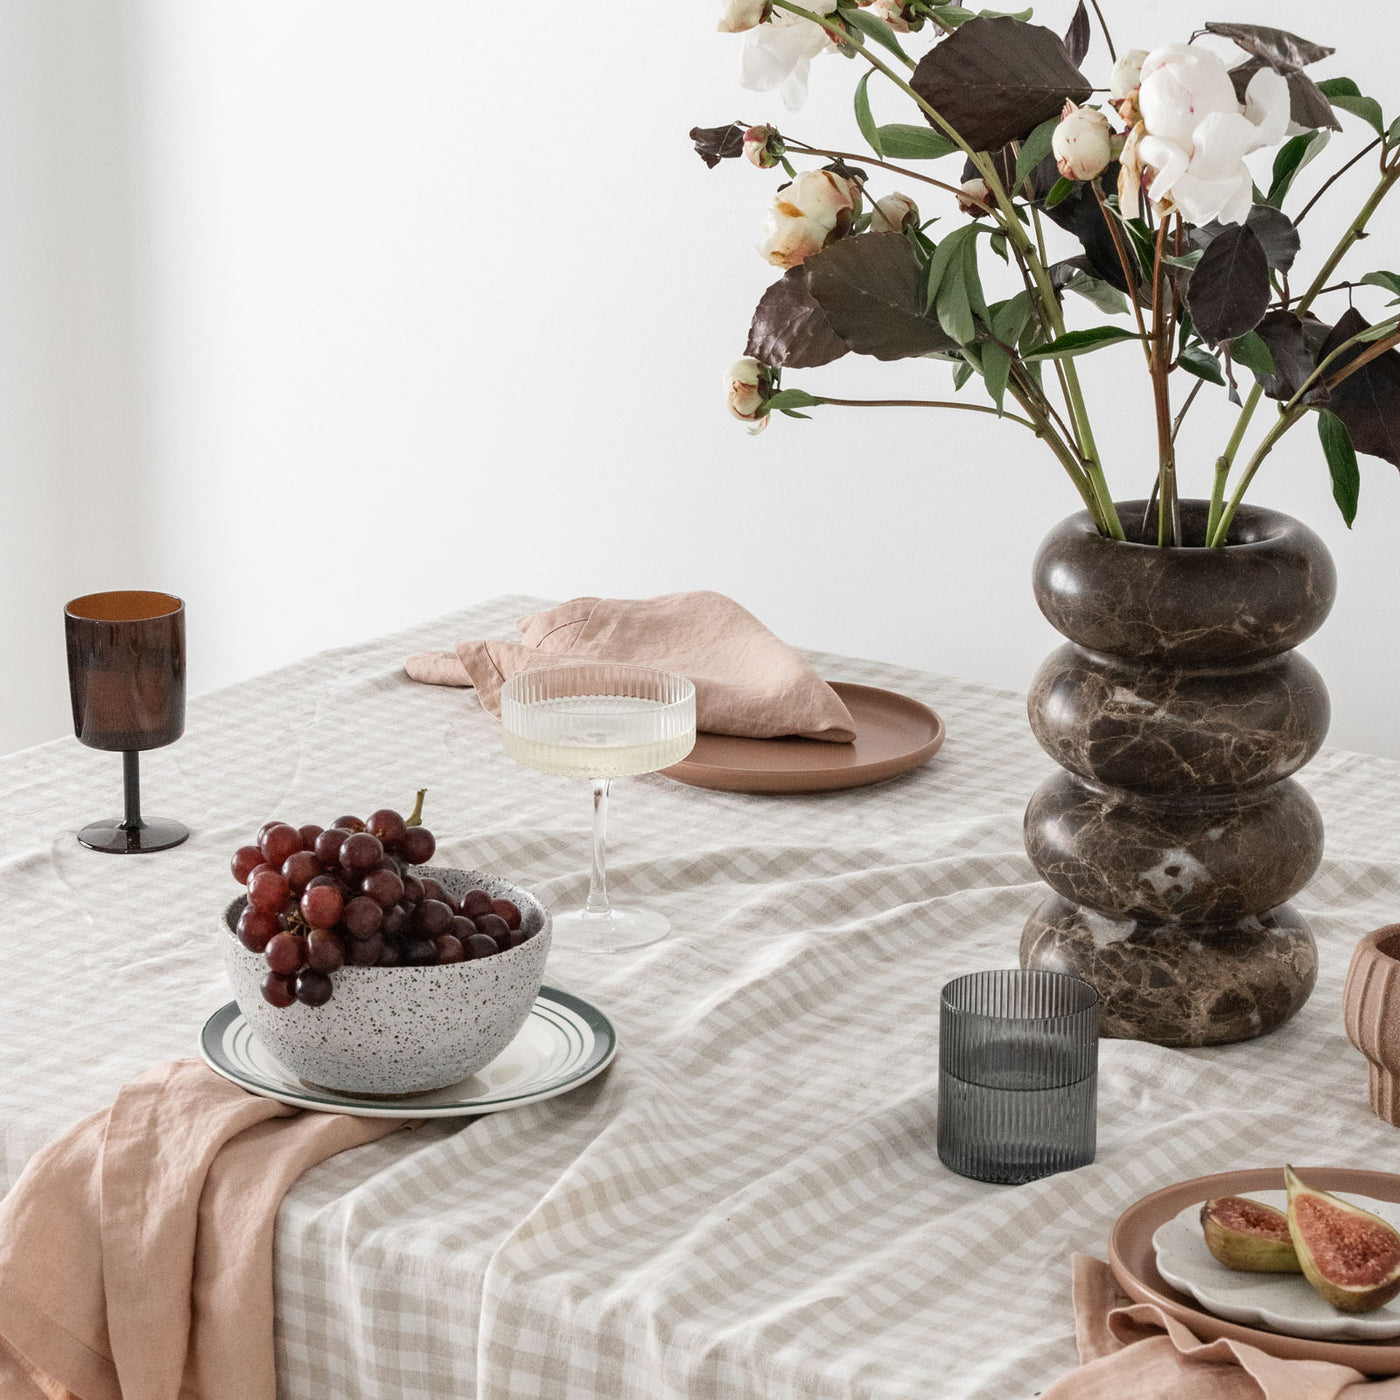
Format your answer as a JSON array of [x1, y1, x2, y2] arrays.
[[1, 595, 1396, 1400]]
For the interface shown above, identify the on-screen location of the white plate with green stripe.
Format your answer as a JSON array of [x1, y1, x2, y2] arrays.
[[200, 986, 617, 1117]]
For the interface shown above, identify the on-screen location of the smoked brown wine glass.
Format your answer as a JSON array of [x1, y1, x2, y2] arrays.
[[65, 590, 189, 853]]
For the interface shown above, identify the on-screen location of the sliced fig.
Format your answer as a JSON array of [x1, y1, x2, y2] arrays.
[[1200, 1196, 1301, 1273], [1285, 1165, 1400, 1313]]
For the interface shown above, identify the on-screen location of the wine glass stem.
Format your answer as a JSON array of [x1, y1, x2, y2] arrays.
[[121, 751, 145, 832], [584, 778, 612, 918]]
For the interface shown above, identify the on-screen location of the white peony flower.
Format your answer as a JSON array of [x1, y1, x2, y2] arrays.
[[1134, 43, 1290, 227], [869, 192, 919, 233], [718, 0, 769, 33], [726, 357, 770, 431], [740, 0, 841, 110], [757, 169, 859, 268], [1052, 102, 1112, 181], [1110, 49, 1148, 101]]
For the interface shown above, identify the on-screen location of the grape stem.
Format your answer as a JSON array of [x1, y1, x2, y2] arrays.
[[407, 788, 427, 827]]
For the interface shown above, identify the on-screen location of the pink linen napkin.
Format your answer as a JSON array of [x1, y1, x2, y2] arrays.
[[1042, 1255, 1400, 1399], [0, 1059, 407, 1400], [405, 591, 858, 742]]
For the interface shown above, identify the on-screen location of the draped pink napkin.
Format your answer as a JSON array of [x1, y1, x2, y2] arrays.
[[1042, 1255, 1400, 1399], [0, 1059, 406, 1400], [404, 592, 858, 743]]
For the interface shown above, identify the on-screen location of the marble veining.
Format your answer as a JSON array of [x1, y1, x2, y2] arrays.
[[1021, 501, 1333, 1047]]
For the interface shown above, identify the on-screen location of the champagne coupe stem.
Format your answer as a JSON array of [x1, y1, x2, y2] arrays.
[[584, 779, 612, 920], [121, 751, 144, 833]]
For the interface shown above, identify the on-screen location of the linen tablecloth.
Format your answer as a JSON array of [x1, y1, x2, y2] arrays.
[[1, 595, 1397, 1400]]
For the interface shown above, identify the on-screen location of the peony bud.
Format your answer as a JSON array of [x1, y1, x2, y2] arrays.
[[718, 0, 770, 33], [869, 191, 919, 234], [1052, 101, 1112, 182], [744, 124, 783, 169], [956, 178, 992, 215], [1110, 49, 1148, 101], [757, 168, 859, 268], [726, 358, 771, 431], [861, 0, 914, 31]]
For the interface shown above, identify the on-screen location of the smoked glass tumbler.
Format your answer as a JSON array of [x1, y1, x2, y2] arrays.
[[937, 969, 1098, 1185], [64, 590, 189, 853]]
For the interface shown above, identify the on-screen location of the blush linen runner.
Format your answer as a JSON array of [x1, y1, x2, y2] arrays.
[[1042, 1255, 1400, 1400], [403, 591, 858, 742], [0, 1059, 405, 1400]]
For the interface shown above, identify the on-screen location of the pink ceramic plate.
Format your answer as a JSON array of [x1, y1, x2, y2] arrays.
[[1109, 1166, 1400, 1373], [660, 681, 945, 795]]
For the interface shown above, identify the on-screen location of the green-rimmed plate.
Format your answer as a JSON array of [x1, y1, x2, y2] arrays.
[[198, 985, 617, 1118]]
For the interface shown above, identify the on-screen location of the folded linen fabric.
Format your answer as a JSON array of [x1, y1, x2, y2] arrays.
[[1041, 1255, 1400, 1399], [0, 1059, 406, 1400], [404, 591, 858, 742]]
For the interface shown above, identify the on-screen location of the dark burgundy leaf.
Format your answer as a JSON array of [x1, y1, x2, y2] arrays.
[[1038, 168, 1141, 295], [1205, 22, 1334, 71], [1192, 205, 1299, 273], [804, 232, 959, 361], [1319, 308, 1400, 466], [1228, 57, 1341, 131], [1063, 1, 1090, 67], [689, 123, 746, 169], [911, 18, 1090, 153], [1252, 310, 1330, 404], [1186, 223, 1270, 345], [745, 269, 849, 369]]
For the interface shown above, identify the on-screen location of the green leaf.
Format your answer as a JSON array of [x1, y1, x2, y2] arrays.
[[979, 341, 1012, 412], [1014, 116, 1059, 193], [1179, 344, 1225, 386], [1268, 129, 1328, 208], [1060, 270, 1129, 316], [1022, 325, 1142, 361], [842, 6, 913, 62], [989, 231, 1008, 262], [1331, 94, 1385, 136], [854, 71, 882, 157], [763, 388, 819, 412], [874, 124, 959, 160], [1317, 77, 1362, 99], [1231, 329, 1276, 378], [936, 262, 976, 345], [990, 290, 1032, 346], [1389, 114, 1400, 147], [1354, 315, 1400, 343], [922, 223, 979, 314], [952, 356, 975, 390], [1318, 408, 1360, 527], [1045, 176, 1075, 209], [1360, 270, 1400, 304]]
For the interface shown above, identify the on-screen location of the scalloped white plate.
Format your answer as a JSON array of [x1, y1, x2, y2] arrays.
[[1153, 1190, 1400, 1341]]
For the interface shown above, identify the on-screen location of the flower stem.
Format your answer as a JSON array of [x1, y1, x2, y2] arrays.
[[813, 395, 1036, 428]]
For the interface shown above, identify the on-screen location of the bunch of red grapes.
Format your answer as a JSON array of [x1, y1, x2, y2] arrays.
[[229, 797, 532, 1010]]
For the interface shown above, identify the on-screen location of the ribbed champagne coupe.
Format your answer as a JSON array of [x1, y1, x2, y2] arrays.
[[501, 663, 696, 952]]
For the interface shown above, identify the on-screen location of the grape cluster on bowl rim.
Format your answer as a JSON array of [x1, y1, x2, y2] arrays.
[[229, 796, 533, 1010]]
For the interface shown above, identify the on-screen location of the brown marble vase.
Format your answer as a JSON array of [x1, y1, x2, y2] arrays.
[[1019, 500, 1335, 1047]]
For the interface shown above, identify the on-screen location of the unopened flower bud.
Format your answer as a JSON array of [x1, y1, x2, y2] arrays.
[[757, 168, 859, 268], [861, 0, 914, 31], [718, 0, 770, 33], [957, 178, 992, 215], [726, 357, 771, 431], [869, 191, 919, 233], [744, 124, 783, 169], [1110, 49, 1148, 101], [1052, 101, 1112, 181]]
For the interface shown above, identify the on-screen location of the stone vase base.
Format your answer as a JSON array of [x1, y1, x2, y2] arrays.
[[1021, 894, 1318, 1047]]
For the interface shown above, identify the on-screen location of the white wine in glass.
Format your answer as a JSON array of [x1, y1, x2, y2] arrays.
[[501, 663, 696, 953]]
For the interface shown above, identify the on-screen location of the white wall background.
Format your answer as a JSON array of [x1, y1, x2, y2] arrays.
[[5, 0, 1400, 758]]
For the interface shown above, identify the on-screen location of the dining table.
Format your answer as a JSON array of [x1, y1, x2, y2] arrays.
[[2, 592, 1398, 1400]]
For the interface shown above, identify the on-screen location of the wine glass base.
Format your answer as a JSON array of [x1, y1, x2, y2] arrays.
[[553, 906, 670, 954], [78, 818, 190, 854]]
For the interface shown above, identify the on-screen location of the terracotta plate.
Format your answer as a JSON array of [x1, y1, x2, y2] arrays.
[[660, 681, 945, 795], [1109, 1166, 1400, 1373]]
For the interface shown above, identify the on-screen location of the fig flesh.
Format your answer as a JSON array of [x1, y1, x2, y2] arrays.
[[1285, 1165, 1400, 1313], [1200, 1196, 1301, 1273]]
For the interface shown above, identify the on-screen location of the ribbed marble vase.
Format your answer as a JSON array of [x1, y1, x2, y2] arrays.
[[1020, 500, 1335, 1047]]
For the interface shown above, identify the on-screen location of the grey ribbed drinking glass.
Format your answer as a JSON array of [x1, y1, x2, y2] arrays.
[[938, 969, 1098, 1185]]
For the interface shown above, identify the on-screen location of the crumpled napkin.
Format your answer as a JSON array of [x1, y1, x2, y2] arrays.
[[0, 1059, 407, 1400], [1040, 1254, 1400, 1399], [405, 591, 857, 742]]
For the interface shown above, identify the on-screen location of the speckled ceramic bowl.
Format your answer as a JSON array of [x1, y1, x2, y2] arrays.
[[218, 867, 552, 1095]]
